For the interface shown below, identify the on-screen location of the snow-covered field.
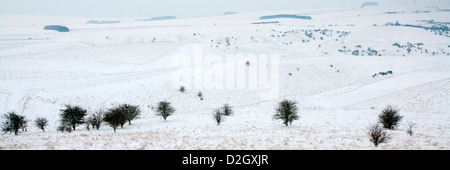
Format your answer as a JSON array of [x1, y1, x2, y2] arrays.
[[0, 5, 449, 149]]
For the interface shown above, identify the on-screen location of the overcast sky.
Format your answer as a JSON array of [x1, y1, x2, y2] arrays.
[[0, 0, 448, 18]]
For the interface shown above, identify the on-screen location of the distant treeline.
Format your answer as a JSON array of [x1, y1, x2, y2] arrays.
[[223, 11, 237, 15], [251, 21, 279, 25], [259, 14, 311, 20], [385, 21, 449, 31], [136, 16, 177, 21], [87, 20, 121, 24], [43, 25, 70, 32], [360, 2, 378, 8]]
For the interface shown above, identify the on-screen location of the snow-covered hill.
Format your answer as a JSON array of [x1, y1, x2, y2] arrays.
[[0, 5, 449, 149]]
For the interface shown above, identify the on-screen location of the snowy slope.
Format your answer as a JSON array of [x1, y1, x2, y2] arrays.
[[0, 5, 449, 149]]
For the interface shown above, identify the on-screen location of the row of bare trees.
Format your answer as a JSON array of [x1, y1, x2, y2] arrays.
[[1, 99, 412, 148]]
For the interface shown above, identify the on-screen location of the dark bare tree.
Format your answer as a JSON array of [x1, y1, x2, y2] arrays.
[[87, 110, 104, 130], [212, 109, 225, 125], [35, 117, 48, 132], [368, 123, 389, 147]]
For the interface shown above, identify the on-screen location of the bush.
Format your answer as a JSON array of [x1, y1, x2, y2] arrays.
[[103, 106, 127, 133], [154, 101, 175, 121], [273, 100, 299, 126], [368, 123, 389, 147], [212, 109, 225, 125], [35, 117, 48, 132], [379, 106, 403, 129], [198, 92, 203, 100], [222, 104, 233, 116], [87, 110, 104, 130], [120, 104, 140, 125], [406, 121, 415, 136], [179, 86, 186, 93], [60, 105, 87, 130], [57, 122, 72, 133], [2, 111, 27, 135]]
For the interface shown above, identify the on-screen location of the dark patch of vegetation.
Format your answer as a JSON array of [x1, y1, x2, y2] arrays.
[[260, 14, 311, 20], [103, 106, 127, 133], [222, 104, 233, 116], [179, 86, 186, 93], [273, 100, 299, 126], [60, 105, 87, 131], [379, 106, 403, 130], [2, 111, 27, 135], [372, 70, 393, 78], [35, 117, 48, 132], [154, 101, 176, 121], [44, 25, 70, 32]]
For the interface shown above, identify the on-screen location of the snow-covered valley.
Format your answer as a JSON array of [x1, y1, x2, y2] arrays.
[[0, 5, 449, 149]]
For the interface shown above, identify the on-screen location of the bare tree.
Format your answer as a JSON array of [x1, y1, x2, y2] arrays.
[[406, 121, 416, 136], [273, 100, 299, 126], [368, 123, 389, 147], [35, 117, 48, 132], [212, 109, 225, 125], [88, 110, 104, 130]]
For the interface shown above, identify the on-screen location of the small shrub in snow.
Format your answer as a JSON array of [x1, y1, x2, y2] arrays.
[[222, 103, 233, 116], [179, 86, 186, 93], [60, 105, 87, 131], [406, 121, 416, 136], [379, 105, 403, 130], [273, 100, 299, 126], [198, 91, 203, 100], [2, 111, 27, 135], [212, 109, 225, 125], [87, 110, 104, 130], [154, 101, 175, 121], [85, 120, 91, 131], [368, 123, 389, 147], [35, 117, 48, 132], [57, 122, 72, 133]]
